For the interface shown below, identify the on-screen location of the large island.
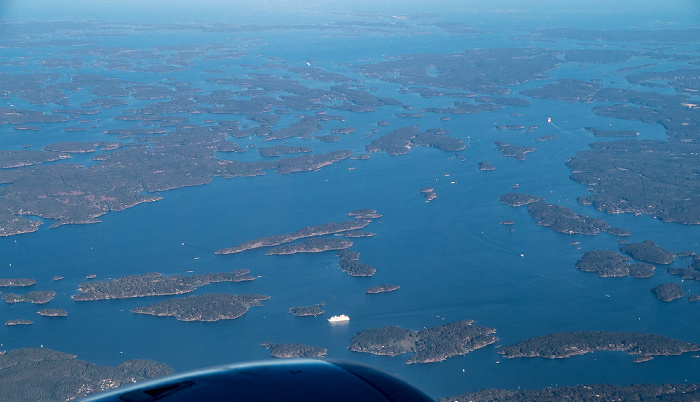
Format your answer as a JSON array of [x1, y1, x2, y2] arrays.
[[349, 320, 497, 364]]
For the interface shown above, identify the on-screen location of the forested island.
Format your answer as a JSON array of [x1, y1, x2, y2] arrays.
[[584, 126, 638, 137], [261, 342, 327, 358], [37, 308, 68, 317], [498, 193, 543, 207], [2, 291, 55, 304], [0, 278, 36, 287], [266, 238, 352, 255], [349, 320, 497, 364], [441, 383, 700, 402], [494, 141, 535, 161], [498, 331, 700, 360], [72, 270, 254, 301], [621, 240, 675, 265], [132, 293, 270, 322], [215, 219, 370, 254], [337, 249, 376, 277], [289, 306, 324, 317], [652, 283, 684, 302], [567, 140, 700, 225], [576, 250, 655, 278], [526, 201, 629, 236], [365, 126, 465, 156], [348, 209, 382, 219], [0, 347, 172, 401]]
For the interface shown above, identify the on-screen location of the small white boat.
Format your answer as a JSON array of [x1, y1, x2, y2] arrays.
[[328, 314, 350, 323]]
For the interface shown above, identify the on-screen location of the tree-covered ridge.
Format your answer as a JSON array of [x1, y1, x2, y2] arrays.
[[0, 347, 172, 402], [349, 320, 497, 364], [261, 342, 327, 358], [215, 219, 370, 254], [568, 140, 700, 225], [72, 270, 254, 301], [498, 331, 700, 360], [132, 293, 270, 322], [2, 290, 55, 304], [440, 383, 700, 402]]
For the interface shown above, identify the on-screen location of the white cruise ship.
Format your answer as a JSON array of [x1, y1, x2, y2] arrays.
[[327, 314, 350, 323]]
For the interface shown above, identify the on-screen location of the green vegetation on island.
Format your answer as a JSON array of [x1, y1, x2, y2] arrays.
[[652, 283, 684, 302], [365, 126, 465, 156], [2, 291, 55, 304], [0, 347, 172, 401], [478, 161, 495, 171], [498, 331, 700, 360], [584, 126, 638, 137], [576, 250, 632, 277], [72, 270, 254, 301], [349, 320, 497, 364], [335, 231, 376, 238], [498, 193, 543, 207], [567, 140, 700, 225], [258, 144, 312, 157], [261, 342, 327, 358], [348, 209, 382, 219], [338, 249, 376, 277], [266, 238, 353, 255], [37, 308, 68, 317], [132, 293, 270, 322], [216, 219, 371, 255], [494, 141, 535, 161], [526, 201, 630, 236], [440, 383, 700, 402], [621, 240, 675, 265], [0, 278, 36, 287], [289, 306, 324, 317]]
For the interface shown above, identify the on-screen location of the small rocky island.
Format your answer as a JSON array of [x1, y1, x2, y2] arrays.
[[365, 284, 400, 294], [498, 331, 700, 360], [349, 320, 497, 364], [478, 161, 495, 171], [2, 291, 55, 304], [289, 306, 324, 317], [261, 342, 327, 358], [37, 308, 68, 317], [335, 231, 376, 238], [132, 293, 270, 322], [419, 187, 437, 202], [652, 283, 684, 302], [348, 209, 382, 219], [5, 319, 33, 326], [73, 270, 254, 301], [621, 240, 675, 265]]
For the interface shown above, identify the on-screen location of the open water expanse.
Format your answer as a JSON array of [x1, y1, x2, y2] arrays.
[[1, 1, 700, 398]]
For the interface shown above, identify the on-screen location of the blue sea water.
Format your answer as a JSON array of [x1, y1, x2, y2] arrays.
[[1, 1, 700, 399]]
